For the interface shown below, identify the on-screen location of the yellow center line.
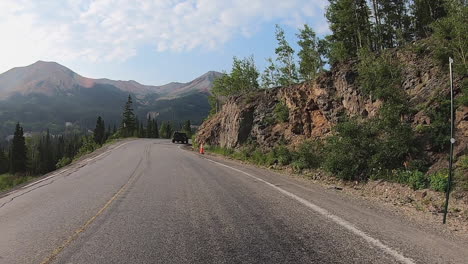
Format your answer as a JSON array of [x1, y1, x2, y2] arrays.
[[39, 171, 139, 264]]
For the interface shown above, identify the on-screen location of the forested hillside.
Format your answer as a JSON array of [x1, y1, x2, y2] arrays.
[[0, 62, 220, 139], [197, 0, 468, 194], [0, 93, 195, 191]]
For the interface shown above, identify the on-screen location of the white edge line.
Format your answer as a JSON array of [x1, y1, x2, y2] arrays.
[[21, 142, 131, 190], [205, 158, 415, 264]]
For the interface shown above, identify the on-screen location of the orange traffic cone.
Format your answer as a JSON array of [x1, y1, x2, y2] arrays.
[[199, 143, 205, 154]]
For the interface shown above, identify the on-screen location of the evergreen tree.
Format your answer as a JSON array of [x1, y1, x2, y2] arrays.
[[370, 0, 412, 48], [274, 25, 298, 86], [261, 57, 280, 88], [432, 0, 468, 75], [10, 123, 27, 174], [44, 129, 55, 172], [121, 95, 136, 137], [0, 149, 9, 174], [412, 0, 447, 39], [211, 56, 259, 97], [159, 122, 167, 139], [139, 122, 144, 138], [297, 24, 324, 81], [325, 0, 372, 63], [159, 121, 174, 139], [166, 122, 173, 139], [56, 136, 65, 161], [135, 117, 140, 137], [153, 119, 159, 138], [182, 120, 192, 138], [146, 116, 153, 138], [106, 125, 111, 140], [93, 116, 106, 145]]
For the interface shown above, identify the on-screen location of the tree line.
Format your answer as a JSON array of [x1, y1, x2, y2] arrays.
[[2, 94, 193, 178], [210, 0, 467, 109], [206, 0, 467, 187]]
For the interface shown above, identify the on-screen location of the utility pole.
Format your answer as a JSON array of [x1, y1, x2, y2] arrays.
[[443, 57, 455, 224]]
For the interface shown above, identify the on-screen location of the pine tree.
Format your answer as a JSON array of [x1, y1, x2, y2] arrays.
[[325, 0, 372, 63], [135, 117, 140, 137], [182, 120, 192, 138], [275, 24, 298, 86], [159, 122, 167, 139], [370, 0, 412, 48], [412, 0, 447, 39], [146, 116, 153, 138], [44, 129, 55, 172], [211, 56, 259, 97], [297, 24, 324, 81], [159, 121, 174, 139], [166, 122, 173, 139], [0, 148, 9, 174], [106, 125, 111, 141], [93, 116, 105, 145], [153, 119, 159, 138], [121, 95, 136, 137], [261, 57, 280, 88], [10, 123, 27, 174]]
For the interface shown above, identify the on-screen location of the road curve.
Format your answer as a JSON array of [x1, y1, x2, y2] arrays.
[[0, 139, 467, 264]]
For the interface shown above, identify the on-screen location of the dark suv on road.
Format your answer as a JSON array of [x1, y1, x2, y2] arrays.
[[172, 132, 188, 144]]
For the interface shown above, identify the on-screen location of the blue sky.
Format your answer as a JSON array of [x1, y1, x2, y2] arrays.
[[0, 0, 330, 85]]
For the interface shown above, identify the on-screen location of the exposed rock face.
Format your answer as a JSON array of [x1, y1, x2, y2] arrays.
[[196, 48, 467, 171]]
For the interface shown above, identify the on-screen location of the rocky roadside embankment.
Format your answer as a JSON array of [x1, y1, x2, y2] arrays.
[[196, 46, 468, 232]]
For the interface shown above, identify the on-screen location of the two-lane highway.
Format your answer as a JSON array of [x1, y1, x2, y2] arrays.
[[0, 139, 467, 263]]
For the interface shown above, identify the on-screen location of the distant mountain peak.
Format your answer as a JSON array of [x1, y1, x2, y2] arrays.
[[0, 61, 222, 99]]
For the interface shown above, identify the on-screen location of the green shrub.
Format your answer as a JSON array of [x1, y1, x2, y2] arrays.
[[431, 4, 468, 75], [395, 170, 427, 190], [357, 49, 402, 101], [456, 80, 468, 107], [191, 135, 198, 149], [323, 119, 377, 181], [274, 101, 289, 123], [74, 136, 99, 161], [408, 171, 428, 190], [292, 141, 323, 171], [273, 145, 292, 166], [406, 159, 430, 173], [205, 145, 234, 157], [231, 145, 257, 161], [0, 174, 34, 191], [429, 170, 448, 192], [458, 155, 468, 170], [56, 157, 72, 169], [291, 160, 308, 172], [421, 99, 451, 151], [250, 149, 268, 165]]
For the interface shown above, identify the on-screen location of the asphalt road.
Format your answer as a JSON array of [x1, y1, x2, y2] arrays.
[[0, 139, 467, 264]]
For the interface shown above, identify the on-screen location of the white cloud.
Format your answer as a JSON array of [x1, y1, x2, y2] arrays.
[[0, 0, 329, 73]]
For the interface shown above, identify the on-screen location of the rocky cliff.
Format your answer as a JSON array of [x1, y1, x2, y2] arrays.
[[196, 47, 467, 172]]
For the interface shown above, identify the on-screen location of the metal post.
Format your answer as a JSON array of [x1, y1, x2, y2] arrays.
[[443, 57, 455, 224]]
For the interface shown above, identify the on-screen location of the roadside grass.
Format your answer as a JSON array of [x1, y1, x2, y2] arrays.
[[0, 174, 35, 192], [204, 141, 321, 172], [204, 143, 458, 193]]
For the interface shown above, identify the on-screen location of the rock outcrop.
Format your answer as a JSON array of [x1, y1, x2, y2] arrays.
[[196, 47, 467, 171]]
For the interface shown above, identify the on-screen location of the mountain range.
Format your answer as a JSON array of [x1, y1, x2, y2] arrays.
[[0, 61, 222, 138]]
